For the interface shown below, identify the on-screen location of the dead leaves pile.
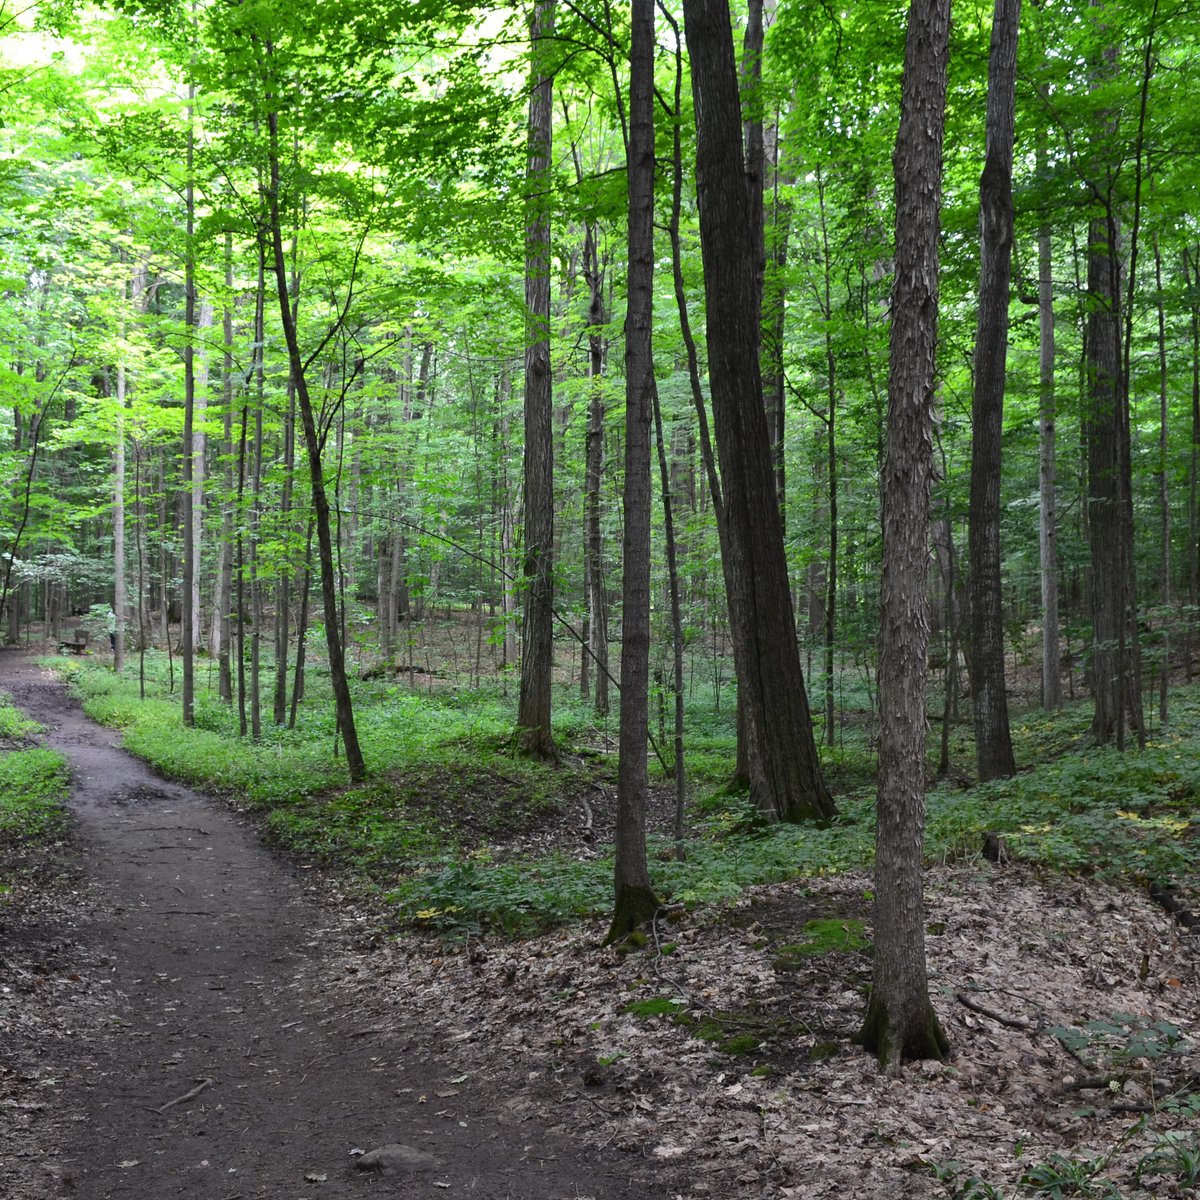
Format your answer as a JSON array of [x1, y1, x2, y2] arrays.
[[337, 864, 1199, 1199], [0, 876, 109, 1200]]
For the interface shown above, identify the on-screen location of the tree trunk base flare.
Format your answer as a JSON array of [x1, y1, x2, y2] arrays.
[[603, 885, 660, 946], [859, 991, 950, 1076], [515, 726, 558, 762]]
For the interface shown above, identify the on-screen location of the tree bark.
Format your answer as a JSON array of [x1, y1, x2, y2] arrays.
[[607, 0, 659, 943], [967, 0, 1020, 781], [859, 0, 952, 1075], [181, 79, 197, 727], [516, 0, 557, 759], [1037, 146, 1062, 710], [682, 0, 833, 823], [581, 224, 609, 716], [262, 67, 366, 781]]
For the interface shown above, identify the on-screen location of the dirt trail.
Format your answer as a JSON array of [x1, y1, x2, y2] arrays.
[[3, 657, 656, 1200]]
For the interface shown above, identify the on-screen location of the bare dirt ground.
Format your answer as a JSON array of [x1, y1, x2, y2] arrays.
[[2, 651, 1199, 1200], [0, 655, 666, 1200]]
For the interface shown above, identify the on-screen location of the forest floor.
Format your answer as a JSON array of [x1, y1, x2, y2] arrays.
[[1, 652, 1198, 1199]]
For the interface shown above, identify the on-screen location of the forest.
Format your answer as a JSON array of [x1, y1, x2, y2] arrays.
[[0, 0, 1198, 1197]]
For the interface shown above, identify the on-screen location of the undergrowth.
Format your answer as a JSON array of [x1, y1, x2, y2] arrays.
[[48, 655, 1200, 938], [0, 690, 71, 896]]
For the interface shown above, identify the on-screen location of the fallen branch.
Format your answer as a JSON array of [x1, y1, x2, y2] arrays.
[[956, 991, 1031, 1030], [155, 1076, 214, 1114]]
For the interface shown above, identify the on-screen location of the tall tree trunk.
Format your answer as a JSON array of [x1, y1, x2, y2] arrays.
[[274, 373, 296, 724], [1184, 244, 1200, 682], [1087, 2, 1148, 749], [191, 299, 214, 654], [181, 80, 197, 726], [859, 0, 952, 1075], [1153, 234, 1169, 723], [262, 65, 365, 781], [114, 340, 127, 674], [682, 0, 833, 823], [967, 0, 1020, 782], [816, 167, 839, 748], [653, 381, 688, 858], [582, 224, 610, 716], [661, 3, 754, 790], [516, 0, 557, 759], [1037, 145, 1062, 710], [607, 0, 659, 943], [215, 234, 235, 704]]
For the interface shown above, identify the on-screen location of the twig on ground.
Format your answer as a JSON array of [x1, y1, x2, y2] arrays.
[[956, 991, 1031, 1030], [154, 1076, 214, 1114]]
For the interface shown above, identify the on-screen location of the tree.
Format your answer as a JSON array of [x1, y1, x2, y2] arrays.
[[967, 0, 1020, 781], [860, 0, 952, 1074], [682, 0, 833, 824], [1036, 136, 1062, 711], [607, 0, 658, 943], [516, 0, 556, 759], [257, 36, 367, 782]]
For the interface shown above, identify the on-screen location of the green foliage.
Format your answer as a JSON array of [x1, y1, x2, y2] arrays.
[[1049, 1014, 1190, 1073], [388, 855, 612, 937], [0, 690, 41, 741], [773, 918, 870, 968], [0, 747, 70, 844]]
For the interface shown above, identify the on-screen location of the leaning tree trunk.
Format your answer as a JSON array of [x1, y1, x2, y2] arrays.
[[967, 0, 1020, 782], [859, 0, 952, 1075], [682, 0, 833, 823], [263, 77, 365, 782]]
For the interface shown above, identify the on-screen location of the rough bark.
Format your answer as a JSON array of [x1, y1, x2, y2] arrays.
[[181, 81, 196, 726], [516, 0, 557, 759], [1154, 236, 1169, 722], [859, 0, 952, 1075], [582, 224, 609, 717], [606, 0, 659, 944], [967, 0, 1020, 781], [682, 0, 833, 823], [215, 234, 235, 704], [1037, 149, 1062, 710], [114, 348, 127, 674]]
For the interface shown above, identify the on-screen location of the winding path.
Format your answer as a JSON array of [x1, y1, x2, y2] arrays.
[[4, 657, 651, 1200]]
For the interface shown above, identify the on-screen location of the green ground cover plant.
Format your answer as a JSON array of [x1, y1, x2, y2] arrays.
[[0, 691, 70, 896], [51, 656, 1199, 937]]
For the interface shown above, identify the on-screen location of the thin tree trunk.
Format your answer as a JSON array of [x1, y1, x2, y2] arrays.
[[1038, 144, 1062, 710], [1154, 234, 1169, 723], [181, 79, 197, 727], [653, 380, 688, 859], [967, 0, 1020, 781], [191, 299, 214, 655], [860, 0, 952, 1075], [607, 0, 659, 943], [1184, 244, 1200, 682], [214, 235, 235, 704], [262, 61, 365, 781], [516, 0, 557, 759], [114, 352, 127, 673]]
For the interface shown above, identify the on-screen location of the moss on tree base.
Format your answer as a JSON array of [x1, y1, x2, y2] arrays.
[[603, 883, 659, 946], [859, 991, 950, 1076]]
